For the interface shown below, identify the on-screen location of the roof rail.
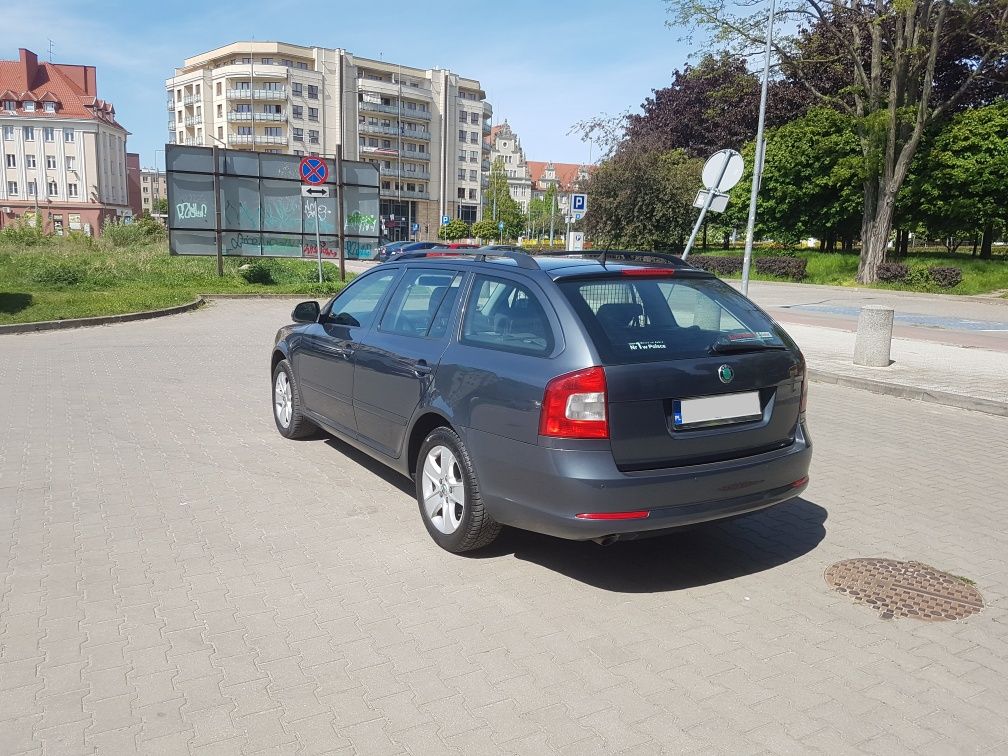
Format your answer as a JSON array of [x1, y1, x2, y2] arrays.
[[535, 249, 695, 268], [391, 246, 540, 269]]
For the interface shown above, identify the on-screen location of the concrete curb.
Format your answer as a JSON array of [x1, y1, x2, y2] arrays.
[[0, 297, 205, 335], [808, 368, 1008, 417]]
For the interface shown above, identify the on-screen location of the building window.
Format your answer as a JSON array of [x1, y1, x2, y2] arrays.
[[4, 154, 14, 168], [65, 156, 74, 170], [6, 182, 17, 196], [469, 188, 477, 200], [457, 168, 465, 180], [292, 82, 302, 96], [47, 181, 58, 195], [194, 84, 201, 96], [23, 101, 36, 112], [237, 81, 250, 91], [282, 59, 293, 67], [263, 104, 281, 114], [43, 127, 55, 142], [263, 81, 280, 91], [2, 100, 15, 111], [308, 130, 319, 144], [470, 150, 478, 162], [44, 101, 56, 113], [68, 183, 78, 198], [2, 126, 12, 139], [307, 85, 318, 99], [459, 111, 467, 123], [261, 58, 273, 65], [293, 149, 303, 156], [64, 129, 74, 142], [293, 127, 303, 141], [216, 82, 222, 95], [27, 181, 36, 196], [235, 103, 251, 113], [264, 127, 282, 137], [308, 107, 318, 121], [296, 62, 309, 70], [217, 126, 223, 139], [458, 129, 466, 142], [470, 131, 478, 144], [23, 127, 34, 141], [469, 170, 477, 181], [458, 150, 467, 161], [292, 105, 303, 119], [237, 126, 253, 135], [368, 138, 378, 147], [46, 155, 57, 169], [457, 188, 465, 199]]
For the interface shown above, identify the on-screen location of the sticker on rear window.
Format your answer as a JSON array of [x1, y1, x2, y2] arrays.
[[628, 340, 667, 351]]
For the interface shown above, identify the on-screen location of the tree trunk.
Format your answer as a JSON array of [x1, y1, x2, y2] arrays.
[[702, 220, 708, 250], [980, 221, 994, 259], [971, 236, 978, 256], [722, 232, 730, 250], [857, 185, 895, 284]]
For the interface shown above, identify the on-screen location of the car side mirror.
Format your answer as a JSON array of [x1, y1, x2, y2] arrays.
[[292, 301, 320, 323]]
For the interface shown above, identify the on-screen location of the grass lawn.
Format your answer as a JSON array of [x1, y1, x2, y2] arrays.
[[0, 237, 353, 325], [697, 246, 1008, 295]]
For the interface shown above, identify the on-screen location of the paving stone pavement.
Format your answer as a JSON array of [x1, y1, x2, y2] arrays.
[[1, 297, 1006, 755]]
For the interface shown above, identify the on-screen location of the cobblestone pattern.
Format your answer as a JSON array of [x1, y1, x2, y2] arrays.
[[1, 298, 1006, 754]]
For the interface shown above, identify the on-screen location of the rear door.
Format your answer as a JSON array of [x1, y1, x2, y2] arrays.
[[352, 267, 465, 457], [557, 273, 804, 470]]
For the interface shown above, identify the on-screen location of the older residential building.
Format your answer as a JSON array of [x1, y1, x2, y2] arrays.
[[489, 120, 592, 219], [140, 167, 167, 215], [0, 48, 131, 235], [167, 41, 493, 240]]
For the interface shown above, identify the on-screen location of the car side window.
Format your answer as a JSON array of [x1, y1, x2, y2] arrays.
[[379, 269, 462, 338], [326, 271, 397, 329], [461, 275, 554, 356]]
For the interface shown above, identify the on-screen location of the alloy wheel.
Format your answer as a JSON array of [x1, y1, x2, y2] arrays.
[[421, 445, 465, 534]]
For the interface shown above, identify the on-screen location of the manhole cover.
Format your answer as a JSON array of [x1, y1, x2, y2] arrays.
[[825, 558, 983, 621]]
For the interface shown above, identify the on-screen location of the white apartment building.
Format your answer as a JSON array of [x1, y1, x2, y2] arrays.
[[167, 41, 492, 239], [140, 168, 167, 215], [0, 48, 130, 235]]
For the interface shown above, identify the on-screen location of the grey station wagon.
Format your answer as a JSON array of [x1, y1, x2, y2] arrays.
[[271, 249, 811, 552]]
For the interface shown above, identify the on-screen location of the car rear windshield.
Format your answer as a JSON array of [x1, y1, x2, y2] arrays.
[[558, 275, 788, 363]]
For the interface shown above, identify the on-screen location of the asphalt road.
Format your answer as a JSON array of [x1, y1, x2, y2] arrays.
[[1, 299, 1006, 753]]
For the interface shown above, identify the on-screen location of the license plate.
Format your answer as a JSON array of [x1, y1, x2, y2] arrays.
[[673, 391, 762, 428]]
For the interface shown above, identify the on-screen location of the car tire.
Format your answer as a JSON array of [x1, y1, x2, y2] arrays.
[[415, 427, 501, 553], [272, 359, 314, 439]]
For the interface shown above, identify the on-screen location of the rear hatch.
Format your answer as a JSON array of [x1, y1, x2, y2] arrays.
[[556, 271, 804, 471]]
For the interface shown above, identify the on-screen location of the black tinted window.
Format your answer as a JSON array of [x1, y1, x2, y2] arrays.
[[326, 271, 396, 329], [379, 269, 462, 338], [559, 276, 786, 363], [462, 275, 554, 356]]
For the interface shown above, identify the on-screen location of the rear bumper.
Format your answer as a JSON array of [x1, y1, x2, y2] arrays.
[[466, 423, 812, 541]]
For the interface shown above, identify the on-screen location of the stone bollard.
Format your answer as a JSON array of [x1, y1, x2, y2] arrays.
[[853, 305, 895, 367]]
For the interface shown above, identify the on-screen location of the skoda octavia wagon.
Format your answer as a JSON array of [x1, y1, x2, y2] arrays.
[[271, 249, 811, 552]]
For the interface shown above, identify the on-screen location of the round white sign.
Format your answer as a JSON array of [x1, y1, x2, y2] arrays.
[[701, 149, 745, 192]]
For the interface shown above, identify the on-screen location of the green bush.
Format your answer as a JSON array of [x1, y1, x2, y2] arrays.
[[102, 217, 165, 248], [928, 266, 963, 288], [0, 213, 44, 246], [238, 262, 274, 285], [26, 256, 114, 289]]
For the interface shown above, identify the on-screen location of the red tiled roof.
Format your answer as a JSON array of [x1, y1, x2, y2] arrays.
[[526, 160, 590, 191], [0, 49, 124, 129]]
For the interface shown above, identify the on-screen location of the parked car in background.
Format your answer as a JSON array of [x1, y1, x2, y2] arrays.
[[375, 240, 412, 262], [270, 249, 811, 553], [443, 243, 479, 249]]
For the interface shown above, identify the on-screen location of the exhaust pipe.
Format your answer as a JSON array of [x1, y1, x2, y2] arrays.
[[592, 535, 620, 546]]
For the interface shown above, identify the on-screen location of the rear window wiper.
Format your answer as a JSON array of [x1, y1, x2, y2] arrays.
[[710, 341, 786, 354]]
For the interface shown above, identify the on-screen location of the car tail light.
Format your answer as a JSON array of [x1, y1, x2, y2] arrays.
[[798, 355, 808, 414], [619, 268, 676, 277], [539, 366, 608, 439], [575, 510, 650, 520]]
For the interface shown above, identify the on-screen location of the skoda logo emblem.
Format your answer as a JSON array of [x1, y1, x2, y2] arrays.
[[718, 364, 734, 384]]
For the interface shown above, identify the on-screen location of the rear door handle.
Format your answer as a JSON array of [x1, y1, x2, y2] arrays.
[[334, 344, 355, 358], [413, 360, 433, 377]]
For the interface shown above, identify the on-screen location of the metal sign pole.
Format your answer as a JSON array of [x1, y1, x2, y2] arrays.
[[335, 145, 346, 282], [212, 145, 223, 277], [314, 203, 322, 284], [682, 154, 733, 260]]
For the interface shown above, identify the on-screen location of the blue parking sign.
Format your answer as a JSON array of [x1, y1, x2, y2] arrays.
[[571, 194, 587, 213], [441, 215, 451, 225]]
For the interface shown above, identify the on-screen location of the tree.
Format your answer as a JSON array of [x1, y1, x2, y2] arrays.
[[484, 157, 525, 239], [527, 196, 548, 239], [438, 219, 469, 241], [471, 218, 499, 241], [153, 197, 168, 215], [722, 108, 863, 248], [908, 99, 1008, 258], [584, 148, 701, 250], [665, 0, 1008, 282]]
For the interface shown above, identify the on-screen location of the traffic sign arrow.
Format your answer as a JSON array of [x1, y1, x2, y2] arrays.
[[300, 185, 331, 197]]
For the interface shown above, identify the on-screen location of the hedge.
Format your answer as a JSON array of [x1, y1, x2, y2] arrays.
[[688, 255, 807, 281]]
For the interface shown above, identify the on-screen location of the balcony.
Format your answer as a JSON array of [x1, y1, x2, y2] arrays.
[[167, 101, 176, 111], [401, 130, 431, 142], [382, 187, 429, 200], [185, 116, 203, 126], [227, 134, 254, 145], [481, 177, 489, 188], [255, 135, 286, 145], [379, 166, 431, 181], [482, 141, 491, 153], [482, 122, 491, 135], [358, 80, 432, 99], [402, 151, 430, 162], [227, 111, 285, 122], [482, 159, 490, 171], [359, 122, 401, 138], [226, 88, 287, 100], [183, 95, 199, 106], [359, 100, 400, 117]]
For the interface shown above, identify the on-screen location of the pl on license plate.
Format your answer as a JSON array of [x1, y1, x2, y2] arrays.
[[673, 391, 762, 428]]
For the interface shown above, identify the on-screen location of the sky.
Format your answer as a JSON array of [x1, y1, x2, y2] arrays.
[[4, 0, 695, 170]]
